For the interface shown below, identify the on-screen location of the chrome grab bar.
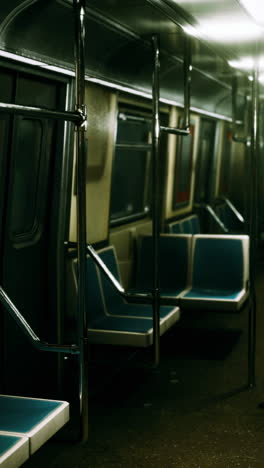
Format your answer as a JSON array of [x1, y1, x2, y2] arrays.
[[195, 203, 228, 233], [87, 244, 125, 296], [205, 204, 228, 233], [0, 102, 84, 125], [0, 286, 79, 354], [67, 242, 179, 306], [86, 244, 153, 304], [219, 196, 245, 224]]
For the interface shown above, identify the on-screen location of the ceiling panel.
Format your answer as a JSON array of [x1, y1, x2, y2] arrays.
[[0, 0, 256, 117]]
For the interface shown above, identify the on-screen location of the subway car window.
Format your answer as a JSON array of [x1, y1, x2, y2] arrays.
[[172, 123, 194, 209], [110, 112, 151, 224], [194, 119, 216, 204], [218, 128, 233, 196], [10, 118, 43, 238]]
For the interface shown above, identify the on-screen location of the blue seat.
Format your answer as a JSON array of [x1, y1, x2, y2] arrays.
[[71, 252, 180, 347], [168, 214, 200, 235], [98, 245, 179, 316], [189, 215, 201, 234], [168, 220, 182, 234], [136, 234, 192, 298], [97, 247, 180, 329], [0, 394, 69, 460], [0, 432, 29, 467], [179, 235, 249, 311], [181, 218, 193, 233]]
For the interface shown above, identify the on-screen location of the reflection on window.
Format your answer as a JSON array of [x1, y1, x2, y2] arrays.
[[219, 129, 232, 196], [172, 124, 194, 209], [194, 119, 216, 204], [110, 112, 151, 224], [10, 118, 43, 238]]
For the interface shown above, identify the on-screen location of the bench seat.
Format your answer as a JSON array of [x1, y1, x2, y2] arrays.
[[136, 233, 249, 312], [179, 235, 249, 312], [0, 432, 29, 468], [167, 214, 200, 235], [0, 395, 69, 455], [135, 234, 192, 299], [70, 247, 180, 347]]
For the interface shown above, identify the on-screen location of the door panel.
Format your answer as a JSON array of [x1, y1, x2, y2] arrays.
[[0, 68, 67, 396]]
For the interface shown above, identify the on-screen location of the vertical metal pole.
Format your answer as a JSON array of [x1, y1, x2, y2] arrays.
[[183, 36, 191, 131], [232, 76, 238, 132], [248, 52, 259, 389], [74, 0, 89, 441], [151, 35, 161, 367]]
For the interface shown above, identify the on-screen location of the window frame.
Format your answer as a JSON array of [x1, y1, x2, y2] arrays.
[[172, 121, 195, 210], [109, 108, 152, 227]]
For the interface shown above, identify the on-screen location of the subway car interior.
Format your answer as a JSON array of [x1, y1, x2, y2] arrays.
[[1, 0, 264, 467]]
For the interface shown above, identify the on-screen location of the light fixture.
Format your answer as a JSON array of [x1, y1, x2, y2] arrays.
[[228, 56, 264, 71], [182, 24, 201, 39], [239, 0, 264, 27], [197, 18, 262, 42], [259, 73, 264, 84], [228, 57, 254, 71]]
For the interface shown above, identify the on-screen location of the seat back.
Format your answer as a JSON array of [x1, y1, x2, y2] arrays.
[[191, 234, 249, 293], [137, 234, 192, 293], [72, 255, 106, 323], [168, 214, 200, 235], [167, 219, 182, 233], [190, 215, 200, 234]]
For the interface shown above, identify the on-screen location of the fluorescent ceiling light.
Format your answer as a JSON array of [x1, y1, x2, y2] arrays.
[[197, 18, 262, 42], [228, 56, 264, 71], [183, 10, 263, 43], [182, 24, 201, 39], [239, 0, 264, 26], [228, 57, 254, 70], [258, 73, 264, 84]]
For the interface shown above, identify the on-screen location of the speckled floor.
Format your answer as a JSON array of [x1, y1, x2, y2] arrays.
[[23, 262, 264, 468]]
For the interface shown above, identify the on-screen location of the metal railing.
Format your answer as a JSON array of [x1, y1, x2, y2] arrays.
[[195, 203, 228, 233], [0, 287, 79, 354], [218, 196, 245, 224]]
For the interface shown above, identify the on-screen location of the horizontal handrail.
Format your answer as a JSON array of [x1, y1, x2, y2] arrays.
[[0, 102, 85, 125], [118, 113, 151, 124], [0, 287, 79, 354], [219, 197, 245, 223], [115, 143, 152, 151], [232, 135, 249, 145], [160, 126, 190, 136]]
